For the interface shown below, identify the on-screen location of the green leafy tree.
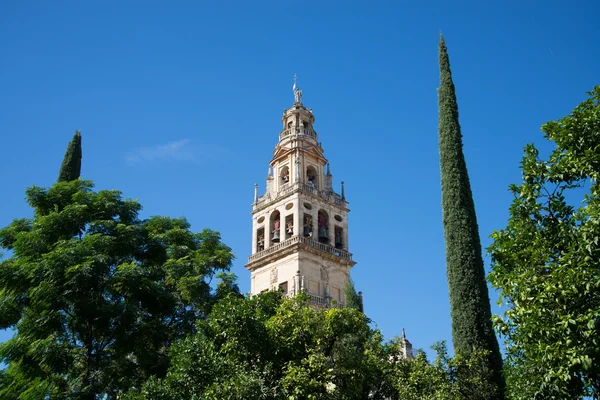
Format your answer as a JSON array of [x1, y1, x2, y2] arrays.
[[139, 292, 283, 400], [488, 87, 600, 399], [139, 292, 387, 399], [391, 341, 496, 400], [437, 34, 504, 397], [0, 180, 234, 399], [343, 279, 363, 312], [137, 291, 496, 400], [269, 293, 374, 399], [58, 130, 82, 182]]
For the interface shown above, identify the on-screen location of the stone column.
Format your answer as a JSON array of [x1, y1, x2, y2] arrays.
[[265, 211, 272, 248], [343, 217, 349, 250], [277, 206, 285, 242], [293, 200, 301, 238], [252, 219, 258, 253], [294, 147, 301, 183], [328, 210, 335, 247], [294, 270, 301, 295], [312, 209, 319, 241]]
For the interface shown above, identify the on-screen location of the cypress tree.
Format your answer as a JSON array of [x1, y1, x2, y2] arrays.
[[58, 130, 82, 182], [343, 279, 363, 313], [437, 34, 505, 398]]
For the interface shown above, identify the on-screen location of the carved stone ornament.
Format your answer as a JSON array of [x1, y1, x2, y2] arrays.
[[320, 265, 329, 283], [270, 268, 278, 284]]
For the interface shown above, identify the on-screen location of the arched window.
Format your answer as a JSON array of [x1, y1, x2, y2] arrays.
[[270, 210, 281, 243], [284, 214, 294, 239], [256, 227, 265, 251], [306, 166, 318, 188], [317, 210, 329, 244], [280, 165, 290, 183], [334, 226, 344, 249], [303, 213, 313, 237]]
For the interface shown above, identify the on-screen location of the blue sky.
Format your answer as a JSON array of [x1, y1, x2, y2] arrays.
[[1, 1, 598, 355]]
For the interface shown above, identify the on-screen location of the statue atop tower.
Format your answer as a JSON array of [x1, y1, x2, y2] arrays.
[[293, 74, 303, 104]]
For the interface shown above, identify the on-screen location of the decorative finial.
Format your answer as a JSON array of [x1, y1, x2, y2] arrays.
[[402, 328, 406, 339], [326, 163, 331, 176], [254, 183, 258, 204], [341, 181, 345, 201]]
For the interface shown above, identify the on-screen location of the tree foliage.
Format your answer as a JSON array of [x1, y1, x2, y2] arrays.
[[437, 34, 505, 397], [131, 292, 494, 400], [58, 131, 82, 182], [0, 177, 494, 399], [137, 292, 379, 399], [488, 87, 600, 399], [0, 180, 235, 399], [391, 341, 497, 400], [343, 279, 363, 313]]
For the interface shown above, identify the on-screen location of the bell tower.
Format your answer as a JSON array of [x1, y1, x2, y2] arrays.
[[246, 79, 356, 307]]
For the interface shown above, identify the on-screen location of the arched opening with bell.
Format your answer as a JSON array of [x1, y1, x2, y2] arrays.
[[303, 213, 313, 237], [270, 210, 281, 244], [256, 227, 265, 252], [306, 166, 318, 188], [284, 214, 294, 240], [280, 165, 290, 184], [317, 210, 329, 244]]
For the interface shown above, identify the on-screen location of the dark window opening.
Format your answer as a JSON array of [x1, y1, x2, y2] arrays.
[[256, 227, 265, 251], [279, 281, 288, 295], [306, 166, 317, 188], [285, 214, 294, 239], [271, 211, 281, 243], [318, 210, 329, 244], [334, 226, 344, 249], [303, 214, 313, 237]]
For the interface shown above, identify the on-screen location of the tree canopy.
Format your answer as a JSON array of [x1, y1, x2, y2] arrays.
[[0, 180, 235, 399], [489, 86, 600, 399], [121, 291, 493, 400]]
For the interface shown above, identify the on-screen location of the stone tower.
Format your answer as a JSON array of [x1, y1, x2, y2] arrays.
[[246, 81, 356, 307]]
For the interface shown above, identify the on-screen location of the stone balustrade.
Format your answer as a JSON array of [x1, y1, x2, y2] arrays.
[[248, 235, 353, 264], [254, 182, 345, 211], [279, 127, 318, 141], [280, 291, 345, 309]]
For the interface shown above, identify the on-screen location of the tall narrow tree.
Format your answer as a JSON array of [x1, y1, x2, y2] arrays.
[[344, 279, 363, 313], [58, 130, 82, 182], [437, 34, 505, 398]]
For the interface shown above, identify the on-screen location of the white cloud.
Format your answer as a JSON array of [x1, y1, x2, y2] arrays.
[[125, 139, 198, 166]]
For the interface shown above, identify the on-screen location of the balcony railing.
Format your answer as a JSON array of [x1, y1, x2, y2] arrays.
[[248, 235, 353, 264], [308, 294, 345, 309], [280, 291, 345, 309], [298, 183, 345, 206], [254, 182, 345, 210], [279, 127, 318, 141]]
